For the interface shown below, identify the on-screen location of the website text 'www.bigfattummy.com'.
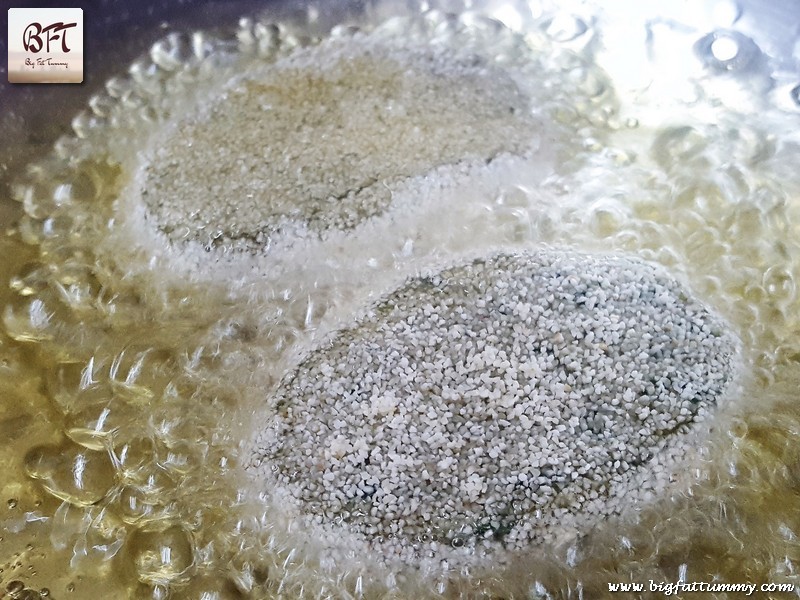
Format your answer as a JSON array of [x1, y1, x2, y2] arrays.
[[608, 581, 796, 595]]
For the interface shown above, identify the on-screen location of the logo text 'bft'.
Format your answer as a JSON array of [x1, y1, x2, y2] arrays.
[[23, 21, 78, 53]]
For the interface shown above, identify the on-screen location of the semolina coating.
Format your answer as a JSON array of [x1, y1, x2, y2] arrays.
[[140, 35, 540, 249], [249, 250, 738, 564]]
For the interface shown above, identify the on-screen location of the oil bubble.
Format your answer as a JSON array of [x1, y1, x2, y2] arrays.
[[149, 32, 196, 72], [117, 485, 168, 525], [50, 499, 91, 551], [728, 418, 749, 440], [24, 442, 116, 507], [9, 263, 51, 297], [651, 126, 708, 171], [51, 379, 111, 417], [586, 199, 627, 237], [694, 30, 761, 73], [13, 179, 70, 221], [128, 522, 195, 585], [133, 468, 177, 505], [70, 111, 104, 140], [104, 75, 134, 100], [88, 93, 116, 119], [762, 266, 796, 304], [73, 506, 127, 563], [65, 402, 135, 450], [113, 437, 159, 479], [179, 575, 245, 600], [146, 584, 171, 600], [3, 298, 56, 343], [483, 0, 529, 33], [107, 347, 173, 405], [542, 14, 588, 42]]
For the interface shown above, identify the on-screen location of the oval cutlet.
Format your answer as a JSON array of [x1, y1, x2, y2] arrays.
[[249, 249, 738, 565]]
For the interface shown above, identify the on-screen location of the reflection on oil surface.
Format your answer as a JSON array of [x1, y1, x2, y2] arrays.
[[1, 1, 800, 598]]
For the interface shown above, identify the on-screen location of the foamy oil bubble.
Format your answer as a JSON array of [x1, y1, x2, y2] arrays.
[[1, 0, 800, 598]]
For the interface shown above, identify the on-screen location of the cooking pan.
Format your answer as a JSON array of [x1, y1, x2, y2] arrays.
[[1, 1, 799, 598]]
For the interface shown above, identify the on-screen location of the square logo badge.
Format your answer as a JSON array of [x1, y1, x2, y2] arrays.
[[8, 8, 83, 83]]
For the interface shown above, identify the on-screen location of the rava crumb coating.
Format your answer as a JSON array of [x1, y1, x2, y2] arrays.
[[137, 31, 541, 252], [249, 249, 739, 568]]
